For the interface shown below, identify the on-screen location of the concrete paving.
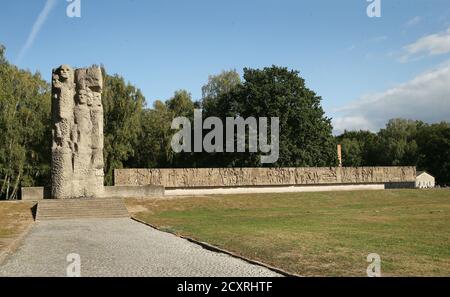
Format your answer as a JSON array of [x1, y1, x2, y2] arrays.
[[0, 218, 280, 277]]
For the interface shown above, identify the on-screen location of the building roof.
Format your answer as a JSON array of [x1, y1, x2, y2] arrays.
[[416, 171, 434, 178]]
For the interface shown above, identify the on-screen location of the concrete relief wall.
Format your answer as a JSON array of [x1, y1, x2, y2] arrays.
[[114, 167, 416, 188]]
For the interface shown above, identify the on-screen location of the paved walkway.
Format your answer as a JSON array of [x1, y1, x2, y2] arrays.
[[0, 218, 280, 277]]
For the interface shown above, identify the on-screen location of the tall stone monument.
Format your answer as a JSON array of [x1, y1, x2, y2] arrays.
[[51, 65, 104, 199]]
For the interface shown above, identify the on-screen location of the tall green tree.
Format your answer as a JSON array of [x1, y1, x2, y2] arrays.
[[0, 46, 51, 199], [130, 89, 198, 169], [201, 69, 241, 116], [166, 89, 195, 118], [377, 119, 421, 166], [336, 130, 379, 166], [102, 69, 145, 185], [200, 66, 337, 167], [417, 122, 450, 185], [129, 100, 175, 168], [165, 90, 200, 167]]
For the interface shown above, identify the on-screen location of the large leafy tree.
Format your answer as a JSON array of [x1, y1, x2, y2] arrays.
[[130, 100, 177, 169], [201, 66, 337, 167], [0, 46, 51, 199], [130, 90, 198, 169], [166, 89, 196, 118], [417, 122, 450, 185], [336, 130, 379, 166], [201, 69, 241, 116], [376, 119, 421, 166], [165, 90, 201, 167], [102, 69, 145, 185]]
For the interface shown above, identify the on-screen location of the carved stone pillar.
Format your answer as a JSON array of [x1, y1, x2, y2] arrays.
[[51, 65, 104, 199]]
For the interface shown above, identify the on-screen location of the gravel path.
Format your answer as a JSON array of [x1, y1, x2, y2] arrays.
[[0, 218, 280, 277]]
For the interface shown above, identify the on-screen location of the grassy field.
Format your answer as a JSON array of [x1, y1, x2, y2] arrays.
[[126, 189, 450, 276], [0, 201, 35, 254]]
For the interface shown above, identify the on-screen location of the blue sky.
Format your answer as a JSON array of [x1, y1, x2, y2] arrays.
[[1, 0, 450, 133]]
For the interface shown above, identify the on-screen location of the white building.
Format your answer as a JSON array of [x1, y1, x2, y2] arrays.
[[415, 171, 435, 189]]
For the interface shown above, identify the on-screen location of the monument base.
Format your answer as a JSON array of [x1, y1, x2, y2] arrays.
[[21, 185, 165, 201], [102, 185, 165, 198]]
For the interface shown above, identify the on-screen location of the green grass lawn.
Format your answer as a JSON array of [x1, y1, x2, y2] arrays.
[[126, 189, 450, 276], [0, 201, 35, 253]]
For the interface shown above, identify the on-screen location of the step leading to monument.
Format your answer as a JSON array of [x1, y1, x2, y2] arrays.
[[36, 198, 130, 221]]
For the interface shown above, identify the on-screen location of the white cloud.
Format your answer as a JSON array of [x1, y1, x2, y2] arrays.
[[405, 16, 422, 27], [400, 27, 450, 62], [332, 116, 376, 134], [332, 61, 450, 134], [16, 0, 57, 63]]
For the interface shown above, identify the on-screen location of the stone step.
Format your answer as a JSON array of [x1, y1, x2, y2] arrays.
[[36, 198, 130, 221], [37, 210, 128, 214], [38, 206, 127, 210]]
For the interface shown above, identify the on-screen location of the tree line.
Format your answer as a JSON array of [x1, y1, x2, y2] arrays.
[[337, 119, 450, 186], [0, 45, 449, 199]]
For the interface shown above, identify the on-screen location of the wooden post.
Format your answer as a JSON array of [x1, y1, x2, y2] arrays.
[[337, 144, 342, 167]]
